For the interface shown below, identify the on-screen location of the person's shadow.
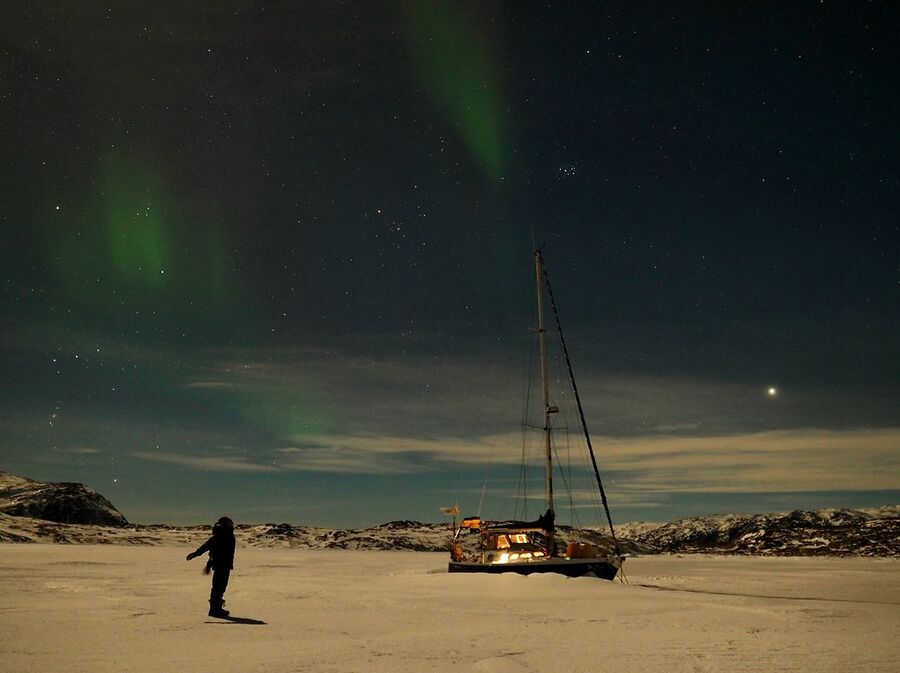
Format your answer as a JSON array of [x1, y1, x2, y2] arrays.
[[207, 615, 267, 625]]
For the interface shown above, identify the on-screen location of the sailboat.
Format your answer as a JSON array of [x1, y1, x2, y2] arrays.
[[448, 249, 624, 580]]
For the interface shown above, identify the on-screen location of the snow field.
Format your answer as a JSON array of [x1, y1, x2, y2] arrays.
[[0, 545, 897, 673]]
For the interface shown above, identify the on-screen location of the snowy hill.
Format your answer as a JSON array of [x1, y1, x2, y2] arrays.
[[0, 471, 129, 527], [623, 507, 900, 556], [0, 471, 896, 556]]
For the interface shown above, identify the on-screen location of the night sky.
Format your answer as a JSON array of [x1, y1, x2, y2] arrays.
[[2, 2, 897, 527]]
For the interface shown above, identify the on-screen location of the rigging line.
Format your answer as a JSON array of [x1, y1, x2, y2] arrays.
[[542, 267, 623, 557], [476, 481, 487, 518], [546, 411, 583, 531], [566, 397, 606, 528], [551, 440, 579, 530], [554, 428, 584, 531], [566, 430, 587, 531], [515, 330, 537, 519], [550, 325, 604, 530], [551, 335, 588, 532], [547, 337, 571, 519]]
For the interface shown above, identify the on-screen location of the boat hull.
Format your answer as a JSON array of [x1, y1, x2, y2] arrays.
[[448, 557, 621, 580]]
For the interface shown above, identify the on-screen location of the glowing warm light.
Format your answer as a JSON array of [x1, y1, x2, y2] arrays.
[[767, 387, 778, 397]]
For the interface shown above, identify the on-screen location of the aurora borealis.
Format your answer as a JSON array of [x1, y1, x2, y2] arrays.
[[1, 2, 897, 526]]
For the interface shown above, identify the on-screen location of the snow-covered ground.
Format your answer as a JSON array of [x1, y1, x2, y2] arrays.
[[1, 545, 897, 673]]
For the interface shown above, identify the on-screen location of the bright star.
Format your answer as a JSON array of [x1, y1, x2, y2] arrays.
[[767, 387, 778, 397]]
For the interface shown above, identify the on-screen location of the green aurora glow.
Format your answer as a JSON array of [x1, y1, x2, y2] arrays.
[[44, 152, 238, 333], [404, 2, 507, 182]]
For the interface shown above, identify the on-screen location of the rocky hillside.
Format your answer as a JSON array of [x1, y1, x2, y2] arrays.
[[242, 520, 451, 551], [0, 471, 896, 556], [620, 507, 900, 556], [2, 509, 896, 557], [234, 508, 899, 557], [0, 471, 129, 527]]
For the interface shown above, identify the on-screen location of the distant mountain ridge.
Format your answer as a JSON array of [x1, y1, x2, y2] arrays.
[[0, 471, 897, 556]]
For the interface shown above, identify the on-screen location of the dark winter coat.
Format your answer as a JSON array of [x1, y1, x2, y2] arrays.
[[191, 521, 236, 570]]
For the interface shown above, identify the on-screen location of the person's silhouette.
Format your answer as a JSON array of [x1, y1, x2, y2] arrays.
[[186, 516, 236, 617]]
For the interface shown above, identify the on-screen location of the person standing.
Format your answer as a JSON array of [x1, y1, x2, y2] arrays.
[[186, 516, 236, 617]]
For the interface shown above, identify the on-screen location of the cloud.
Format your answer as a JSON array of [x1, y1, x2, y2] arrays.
[[274, 432, 527, 474], [202, 339, 898, 448], [185, 381, 238, 390], [652, 423, 701, 432], [269, 428, 900, 496], [586, 427, 900, 494], [131, 451, 279, 473], [6, 332, 896, 501]]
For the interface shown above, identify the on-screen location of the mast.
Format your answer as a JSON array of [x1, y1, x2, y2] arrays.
[[534, 250, 557, 523]]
